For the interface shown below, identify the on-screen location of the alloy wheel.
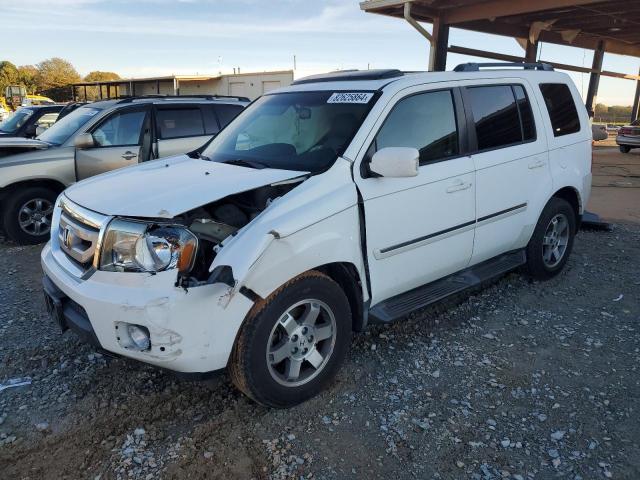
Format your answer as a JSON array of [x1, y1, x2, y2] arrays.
[[542, 213, 569, 268], [266, 299, 337, 387], [18, 198, 54, 236]]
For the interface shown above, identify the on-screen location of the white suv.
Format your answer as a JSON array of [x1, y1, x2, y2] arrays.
[[41, 64, 592, 407]]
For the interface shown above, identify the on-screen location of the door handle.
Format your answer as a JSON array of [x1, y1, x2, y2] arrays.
[[446, 179, 472, 193], [121, 151, 137, 160], [528, 159, 546, 169]]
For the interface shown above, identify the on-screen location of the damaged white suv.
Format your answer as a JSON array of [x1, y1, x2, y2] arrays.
[[42, 64, 592, 407]]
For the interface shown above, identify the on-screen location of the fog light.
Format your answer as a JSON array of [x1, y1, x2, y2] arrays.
[[127, 324, 151, 351]]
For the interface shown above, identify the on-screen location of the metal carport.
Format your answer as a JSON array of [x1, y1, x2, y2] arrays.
[[361, 0, 640, 122]]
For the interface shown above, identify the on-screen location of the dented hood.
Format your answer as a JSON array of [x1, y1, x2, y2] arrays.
[[64, 155, 307, 218]]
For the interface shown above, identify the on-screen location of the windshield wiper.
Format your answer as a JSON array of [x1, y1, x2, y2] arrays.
[[221, 158, 268, 169]]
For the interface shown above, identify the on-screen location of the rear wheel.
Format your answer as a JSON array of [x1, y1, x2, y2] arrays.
[[525, 197, 576, 280], [619, 145, 631, 153], [2, 186, 57, 245], [229, 271, 351, 408]]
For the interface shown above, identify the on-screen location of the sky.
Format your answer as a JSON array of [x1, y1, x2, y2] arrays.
[[4, 0, 640, 106]]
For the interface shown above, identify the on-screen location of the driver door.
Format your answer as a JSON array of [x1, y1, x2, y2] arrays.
[[75, 106, 151, 180], [355, 87, 476, 305]]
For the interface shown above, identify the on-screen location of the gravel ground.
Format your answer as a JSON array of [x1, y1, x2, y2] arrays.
[[0, 224, 639, 480]]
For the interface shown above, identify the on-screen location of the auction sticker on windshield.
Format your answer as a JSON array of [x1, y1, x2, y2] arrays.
[[327, 92, 374, 104]]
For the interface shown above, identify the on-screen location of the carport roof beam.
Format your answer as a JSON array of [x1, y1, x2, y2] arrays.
[[360, 0, 640, 58]]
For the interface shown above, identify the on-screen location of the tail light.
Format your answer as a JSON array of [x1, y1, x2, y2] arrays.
[[619, 127, 631, 135]]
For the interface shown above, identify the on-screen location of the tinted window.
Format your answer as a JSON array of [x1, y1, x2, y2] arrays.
[[513, 85, 535, 141], [467, 85, 521, 150], [214, 104, 243, 128], [539, 83, 580, 136], [157, 107, 205, 139], [92, 110, 146, 147], [375, 90, 458, 163]]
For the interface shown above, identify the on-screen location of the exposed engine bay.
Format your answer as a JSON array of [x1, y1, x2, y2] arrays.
[[176, 177, 305, 286]]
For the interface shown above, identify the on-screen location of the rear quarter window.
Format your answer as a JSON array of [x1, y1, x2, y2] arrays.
[[156, 107, 205, 139], [539, 83, 581, 137]]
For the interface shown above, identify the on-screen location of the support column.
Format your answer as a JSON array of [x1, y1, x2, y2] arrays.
[[431, 17, 450, 71], [632, 66, 640, 123], [524, 40, 538, 63], [156, 80, 160, 94], [585, 40, 605, 118], [83, 85, 87, 101]]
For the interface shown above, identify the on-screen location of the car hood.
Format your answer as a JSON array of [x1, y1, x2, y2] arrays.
[[64, 155, 308, 218], [0, 137, 49, 149]]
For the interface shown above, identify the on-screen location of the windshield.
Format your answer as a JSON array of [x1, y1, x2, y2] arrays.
[[201, 91, 377, 172], [0, 109, 33, 133], [37, 106, 101, 145]]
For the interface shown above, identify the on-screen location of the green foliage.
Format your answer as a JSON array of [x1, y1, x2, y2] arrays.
[[17, 65, 39, 94], [36, 58, 81, 101], [593, 103, 633, 124], [0, 60, 19, 96]]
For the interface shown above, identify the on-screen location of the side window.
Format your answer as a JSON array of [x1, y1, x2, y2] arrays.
[[214, 104, 244, 129], [92, 110, 147, 147], [539, 83, 580, 137], [156, 107, 205, 139], [513, 85, 535, 141], [467, 85, 521, 151], [375, 90, 458, 163]]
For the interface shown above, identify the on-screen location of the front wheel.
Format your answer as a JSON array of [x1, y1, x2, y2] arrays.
[[2, 186, 57, 245], [619, 145, 631, 153], [525, 197, 576, 280], [229, 271, 351, 408]]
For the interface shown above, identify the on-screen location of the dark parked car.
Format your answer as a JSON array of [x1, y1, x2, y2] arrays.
[[616, 119, 640, 153], [0, 105, 64, 138]]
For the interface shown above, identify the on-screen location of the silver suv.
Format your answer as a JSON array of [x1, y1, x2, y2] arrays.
[[0, 95, 248, 244]]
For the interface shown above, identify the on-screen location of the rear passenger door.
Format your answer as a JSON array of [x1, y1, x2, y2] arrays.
[[463, 82, 551, 265], [155, 105, 211, 157]]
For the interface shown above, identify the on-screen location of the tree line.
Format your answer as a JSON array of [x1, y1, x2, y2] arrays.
[[0, 58, 119, 102], [594, 103, 633, 124]]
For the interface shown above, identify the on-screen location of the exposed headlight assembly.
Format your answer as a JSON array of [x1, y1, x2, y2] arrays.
[[99, 218, 197, 273]]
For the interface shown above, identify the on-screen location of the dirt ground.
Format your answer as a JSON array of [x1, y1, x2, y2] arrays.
[[1, 150, 640, 479], [588, 144, 640, 224]]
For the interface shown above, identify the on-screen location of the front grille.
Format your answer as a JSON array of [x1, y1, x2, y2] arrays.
[[52, 197, 109, 279], [58, 211, 100, 268]]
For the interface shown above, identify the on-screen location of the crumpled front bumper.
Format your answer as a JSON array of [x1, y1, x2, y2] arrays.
[[41, 242, 254, 373]]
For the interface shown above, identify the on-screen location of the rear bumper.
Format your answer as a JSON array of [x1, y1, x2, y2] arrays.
[[616, 135, 640, 147], [41, 242, 255, 374]]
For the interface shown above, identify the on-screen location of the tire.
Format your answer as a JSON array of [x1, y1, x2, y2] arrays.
[[525, 197, 576, 281], [619, 145, 631, 153], [2, 186, 57, 245], [229, 271, 352, 408]]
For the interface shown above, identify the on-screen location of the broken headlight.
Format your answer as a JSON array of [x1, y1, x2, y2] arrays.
[[99, 218, 197, 273]]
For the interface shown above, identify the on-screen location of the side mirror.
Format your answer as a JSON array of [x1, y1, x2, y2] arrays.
[[369, 147, 419, 178], [35, 125, 47, 137], [74, 132, 95, 149], [24, 124, 37, 137]]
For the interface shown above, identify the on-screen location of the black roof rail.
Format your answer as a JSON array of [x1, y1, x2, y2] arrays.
[[116, 94, 250, 104], [453, 62, 554, 72], [292, 69, 404, 85]]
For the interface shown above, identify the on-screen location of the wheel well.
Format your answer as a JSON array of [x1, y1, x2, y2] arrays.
[[315, 262, 366, 332], [552, 187, 581, 222], [0, 179, 66, 203]]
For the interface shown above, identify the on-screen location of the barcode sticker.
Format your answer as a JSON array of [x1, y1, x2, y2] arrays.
[[327, 92, 374, 104]]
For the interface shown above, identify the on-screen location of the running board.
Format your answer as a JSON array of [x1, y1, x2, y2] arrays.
[[369, 250, 526, 323]]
